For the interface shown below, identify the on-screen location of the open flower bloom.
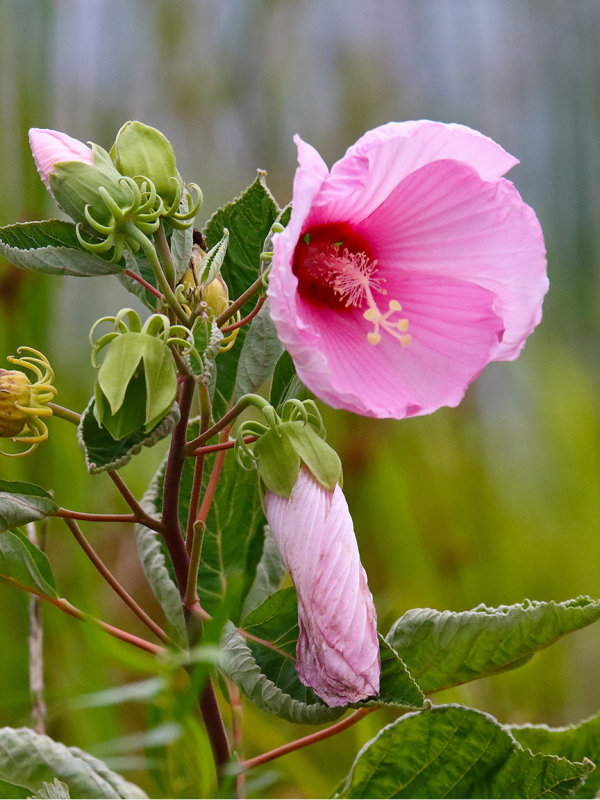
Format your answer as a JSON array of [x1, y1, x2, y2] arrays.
[[29, 128, 93, 194], [268, 121, 548, 418], [264, 468, 380, 707]]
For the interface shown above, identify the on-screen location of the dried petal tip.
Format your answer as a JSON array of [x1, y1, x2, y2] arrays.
[[265, 468, 380, 707], [29, 128, 93, 193]]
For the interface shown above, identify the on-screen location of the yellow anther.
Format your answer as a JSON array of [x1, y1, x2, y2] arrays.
[[363, 308, 379, 323], [399, 334, 411, 347], [367, 332, 381, 346], [394, 318, 410, 332], [388, 299, 403, 311]]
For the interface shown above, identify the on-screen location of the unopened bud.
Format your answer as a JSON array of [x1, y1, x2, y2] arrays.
[[0, 370, 33, 437], [111, 121, 183, 209]]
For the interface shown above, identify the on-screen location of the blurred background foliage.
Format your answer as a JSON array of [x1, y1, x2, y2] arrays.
[[0, 1, 599, 797]]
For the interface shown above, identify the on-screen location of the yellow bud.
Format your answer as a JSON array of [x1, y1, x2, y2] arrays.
[[0, 370, 32, 437], [202, 276, 229, 317]]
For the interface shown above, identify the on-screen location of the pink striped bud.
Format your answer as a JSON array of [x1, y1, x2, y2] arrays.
[[29, 128, 93, 194], [264, 467, 380, 707]]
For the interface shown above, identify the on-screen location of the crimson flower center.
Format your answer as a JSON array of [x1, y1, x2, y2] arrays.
[[293, 224, 411, 348]]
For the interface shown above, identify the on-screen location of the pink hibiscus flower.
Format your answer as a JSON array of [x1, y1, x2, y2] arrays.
[[264, 468, 380, 707], [29, 128, 93, 194], [268, 121, 548, 418]]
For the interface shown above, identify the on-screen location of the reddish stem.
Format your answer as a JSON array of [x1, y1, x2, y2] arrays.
[[241, 708, 377, 770], [64, 518, 169, 643], [124, 268, 163, 300], [191, 435, 257, 457], [107, 470, 164, 532], [199, 681, 231, 775], [196, 428, 229, 526], [55, 509, 139, 525], [221, 294, 266, 333], [161, 376, 195, 598]]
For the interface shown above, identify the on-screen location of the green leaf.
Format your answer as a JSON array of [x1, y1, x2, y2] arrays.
[[511, 713, 600, 799], [0, 727, 146, 799], [0, 480, 58, 532], [371, 637, 424, 710], [0, 221, 122, 277], [386, 597, 600, 694], [203, 171, 279, 303], [221, 620, 342, 725], [233, 300, 283, 399], [196, 229, 229, 286], [78, 399, 179, 474], [0, 528, 57, 598], [334, 704, 593, 799], [203, 171, 279, 419], [234, 586, 423, 716], [135, 468, 187, 648], [240, 526, 286, 617], [270, 349, 309, 411]]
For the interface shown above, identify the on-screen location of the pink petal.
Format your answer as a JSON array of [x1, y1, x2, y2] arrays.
[[356, 158, 547, 361], [294, 273, 503, 418], [264, 469, 380, 707], [305, 120, 519, 228], [29, 127, 93, 194]]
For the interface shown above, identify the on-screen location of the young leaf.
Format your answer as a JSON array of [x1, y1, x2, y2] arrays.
[[233, 299, 284, 399], [0, 221, 122, 276], [334, 704, 593, 799], [0, 480, 58, 532], [221, 621, 342, 725], [511, 714, 600, 799], [386, 597, 600, 694], [78, 399, 180, 474], [0, 529, 57, 598], [0, 726, 147, 799]]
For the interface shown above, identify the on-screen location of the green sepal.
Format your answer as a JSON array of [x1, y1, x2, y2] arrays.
[[49, 146, 130, 228], [253, 427, 301, 498], [253, 421, 342, 498], [111, 121, 182, 206], [94, 333, 177, 439]]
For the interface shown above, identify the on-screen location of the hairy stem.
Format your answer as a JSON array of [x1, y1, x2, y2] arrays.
[[130, 226, 189, 325], [64, 518, 169, 643], [241, 708, 376, 770]]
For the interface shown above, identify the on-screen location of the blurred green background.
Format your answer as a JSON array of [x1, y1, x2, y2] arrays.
[[1, 1, 599, 797]]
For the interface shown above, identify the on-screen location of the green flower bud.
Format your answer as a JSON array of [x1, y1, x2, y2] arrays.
[[49, 143, 133, 229], [111, 121, 183, 209]]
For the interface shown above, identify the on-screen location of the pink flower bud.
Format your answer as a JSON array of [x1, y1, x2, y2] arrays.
[[29, 128, 93, 194], [264, 468, 380, 707]]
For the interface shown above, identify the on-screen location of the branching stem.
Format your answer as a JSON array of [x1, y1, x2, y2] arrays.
[[215, 272, 266, 327], [64, 518, 169, 643]]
